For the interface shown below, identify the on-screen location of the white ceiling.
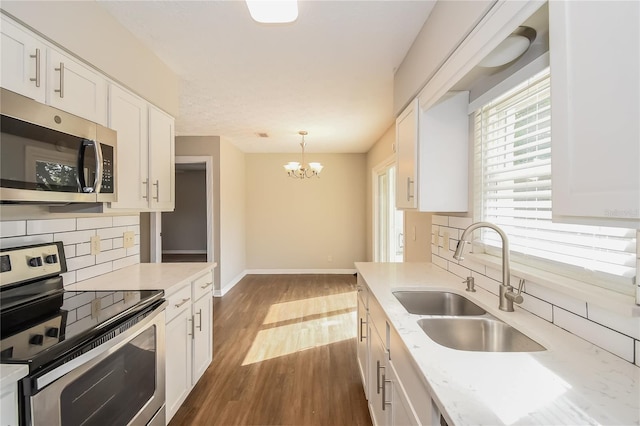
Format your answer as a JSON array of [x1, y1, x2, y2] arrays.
[[98, 1, 436, 153]]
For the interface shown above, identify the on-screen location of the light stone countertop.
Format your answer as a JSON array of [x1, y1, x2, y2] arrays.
[[0, 364, 28, 387], [355, 262, 640, 426], [66, 262, 216, 294]]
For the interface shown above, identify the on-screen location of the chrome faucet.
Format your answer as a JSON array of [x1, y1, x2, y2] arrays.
[[453, 222, 523, 312]]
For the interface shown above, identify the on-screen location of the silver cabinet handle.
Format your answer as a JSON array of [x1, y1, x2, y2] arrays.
[[142, 179, 149, 199], [359, 318, 366, 342], [200, 281, 213, 290], [174, 298, 190, 308], [54, 62, 64, 98], [382, 373, 391, 411], [29, 48, 41, 87], [406, 177, 414, 201], [196, 308, 202, 331], [376, 360, 385, 394], [152, 179, 159, 201]]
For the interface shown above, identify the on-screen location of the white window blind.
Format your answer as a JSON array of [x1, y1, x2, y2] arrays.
[[473, 68, 636, 293]]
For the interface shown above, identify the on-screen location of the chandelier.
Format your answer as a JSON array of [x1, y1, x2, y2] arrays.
[[283, 131, 323, 179]]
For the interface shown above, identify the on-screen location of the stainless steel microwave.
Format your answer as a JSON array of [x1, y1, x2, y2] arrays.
[[0, 88, 116, 204]]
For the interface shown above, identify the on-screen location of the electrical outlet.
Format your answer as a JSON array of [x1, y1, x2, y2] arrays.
[[90, 235, 101, 255], [123, 231, 135, 249]]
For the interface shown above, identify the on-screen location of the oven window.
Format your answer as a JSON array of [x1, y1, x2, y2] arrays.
[[59, 326, 157, 426]]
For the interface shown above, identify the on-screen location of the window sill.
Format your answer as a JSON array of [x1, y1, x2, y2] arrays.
[[462, 252, 640, 318]]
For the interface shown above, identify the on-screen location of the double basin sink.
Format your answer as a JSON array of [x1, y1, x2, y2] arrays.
[[393, 290, 545, 352]]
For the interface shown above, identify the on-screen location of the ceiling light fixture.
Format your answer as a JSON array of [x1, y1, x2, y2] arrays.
[[478, 26, 537, 68], [245, 0, 298, 24], [283, 131, 323, 179]]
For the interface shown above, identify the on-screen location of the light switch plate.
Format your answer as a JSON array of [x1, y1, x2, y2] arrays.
[[123, 231, 135, 249], [90, 235, 101, 255]]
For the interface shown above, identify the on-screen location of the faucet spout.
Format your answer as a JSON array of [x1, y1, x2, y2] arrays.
[[453, 222, 518, 312]]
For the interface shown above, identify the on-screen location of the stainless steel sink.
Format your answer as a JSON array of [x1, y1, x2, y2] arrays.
[[393, 291, 486, 316], [417, 317, 546, 352]]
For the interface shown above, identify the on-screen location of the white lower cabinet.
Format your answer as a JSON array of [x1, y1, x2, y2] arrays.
[[359, 277, 441, 426], [357, 284, 369, 399], [165, 270, 214, 423]]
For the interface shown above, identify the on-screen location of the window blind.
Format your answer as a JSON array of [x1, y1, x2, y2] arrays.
[[473, 68, 636, 291]]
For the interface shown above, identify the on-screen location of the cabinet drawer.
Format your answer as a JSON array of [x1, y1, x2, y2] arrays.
[[192, 271, 213, 301], [165, 285, 192, 323]]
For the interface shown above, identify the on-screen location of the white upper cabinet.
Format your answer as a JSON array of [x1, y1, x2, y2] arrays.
[[550, 1, 640, 228], [46, 49, 107, 126], [396, 99, 419, 209], [417, 91, 469, 212], [108, 85, 150, 210], [0, 16, 46, 103], [148, 105, 175, 211]]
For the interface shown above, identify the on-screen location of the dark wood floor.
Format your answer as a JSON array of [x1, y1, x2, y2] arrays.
[[169, 274, 372, 426]]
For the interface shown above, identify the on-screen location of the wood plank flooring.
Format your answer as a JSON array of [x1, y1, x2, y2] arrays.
[[169, 274, 372, 426]]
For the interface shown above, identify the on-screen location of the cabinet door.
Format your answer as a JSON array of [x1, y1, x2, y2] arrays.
[[0, 16, 46, 103], [148, 105, 175, 211], [108, 84, 150, 209], [388, 361, 420, 426], [396, 99, 419, 209], [368, 324, 390, 426], [47, 49, 107, 125], [165, 308, 193, 422], [357, 291, 368, 399], [550, 1, 640, 227], [192, 294, 213, 385]]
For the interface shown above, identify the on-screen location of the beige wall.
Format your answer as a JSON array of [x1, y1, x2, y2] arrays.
[[245, 153, 366, 270], [1, 1, 179, 115]]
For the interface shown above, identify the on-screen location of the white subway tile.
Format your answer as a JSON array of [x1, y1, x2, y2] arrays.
[[129, 224, 141, 235], [61, 271, 76, 286], [448, 262, 471, 280], [76, 243, 91, 256], [133, 235, 140, 245], [112, 237, 124, 249], [431, 225, 439, 235], [77, 217, 113, 230], [473, 274, 500, 296], [126, 245, 140, 256], [432, 215, 448, 226], [65, 308, 77, 324], [27, 218, 76, 235], [96, 226, 128, 240], [55, 230, 95, 246], [526, 281, 587, 317], [76, 303, 91, 320], [96, 248, 127, 264], [113, 215, 139, 227], [67, 255, 95, 272], [64, 245, 76, 258], [587, 305, 640, 340], [459, 258, 486, 276], [485, 266, 502, 283], [113, 255, 139, 270], [65, 291, 96, 307], [100, 239, 113, 251], [113, 291, 124, 303], [519, 294, 553, 322], [0, 221, 26, 238], [438, 246, 455, 262], [0, 234, 53, 249], [431, 254, 448, 270], [77, 262, 113, 282], [449, 216, 473, 230], [553, 307, 635, 363]]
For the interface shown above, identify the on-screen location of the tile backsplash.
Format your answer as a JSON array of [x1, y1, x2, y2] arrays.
[[431, 215, 640, 367], [0, 214, 140, 286]]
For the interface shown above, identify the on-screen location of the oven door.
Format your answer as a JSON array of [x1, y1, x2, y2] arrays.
[[28, 308, 165, 426]]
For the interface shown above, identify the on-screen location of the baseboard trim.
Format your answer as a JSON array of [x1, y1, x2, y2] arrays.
[[214, 270, 247, 297], [245, 269, 357, 275], [162, 250, 207, 255]]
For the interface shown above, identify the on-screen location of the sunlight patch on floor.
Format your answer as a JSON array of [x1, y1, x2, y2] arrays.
[[242, 307, 357, 366], [263, 291, 357, 325]]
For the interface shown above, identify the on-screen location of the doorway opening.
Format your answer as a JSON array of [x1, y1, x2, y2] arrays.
[[374, 159, 404, 262]]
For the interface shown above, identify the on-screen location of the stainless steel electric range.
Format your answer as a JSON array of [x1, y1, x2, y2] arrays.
[[0, 241, 167, 426]]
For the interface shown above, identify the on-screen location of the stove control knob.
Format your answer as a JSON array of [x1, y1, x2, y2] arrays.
[[45, 327, 59, 338], [45, 254, 58, 264], [28, 257, 43, 267], [29, 334, 44, 346]]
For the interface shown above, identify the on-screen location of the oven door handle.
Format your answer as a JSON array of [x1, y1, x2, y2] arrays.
[[34, 303, 165, 391]]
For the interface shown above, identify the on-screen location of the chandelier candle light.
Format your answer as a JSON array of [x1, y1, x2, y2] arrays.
[[283, 131, 324, 179]]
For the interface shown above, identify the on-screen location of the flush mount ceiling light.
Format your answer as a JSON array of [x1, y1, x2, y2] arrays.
[[245, 0, 298, 24], [478, 26, 537, 68], [283, 131, 323, 179]]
